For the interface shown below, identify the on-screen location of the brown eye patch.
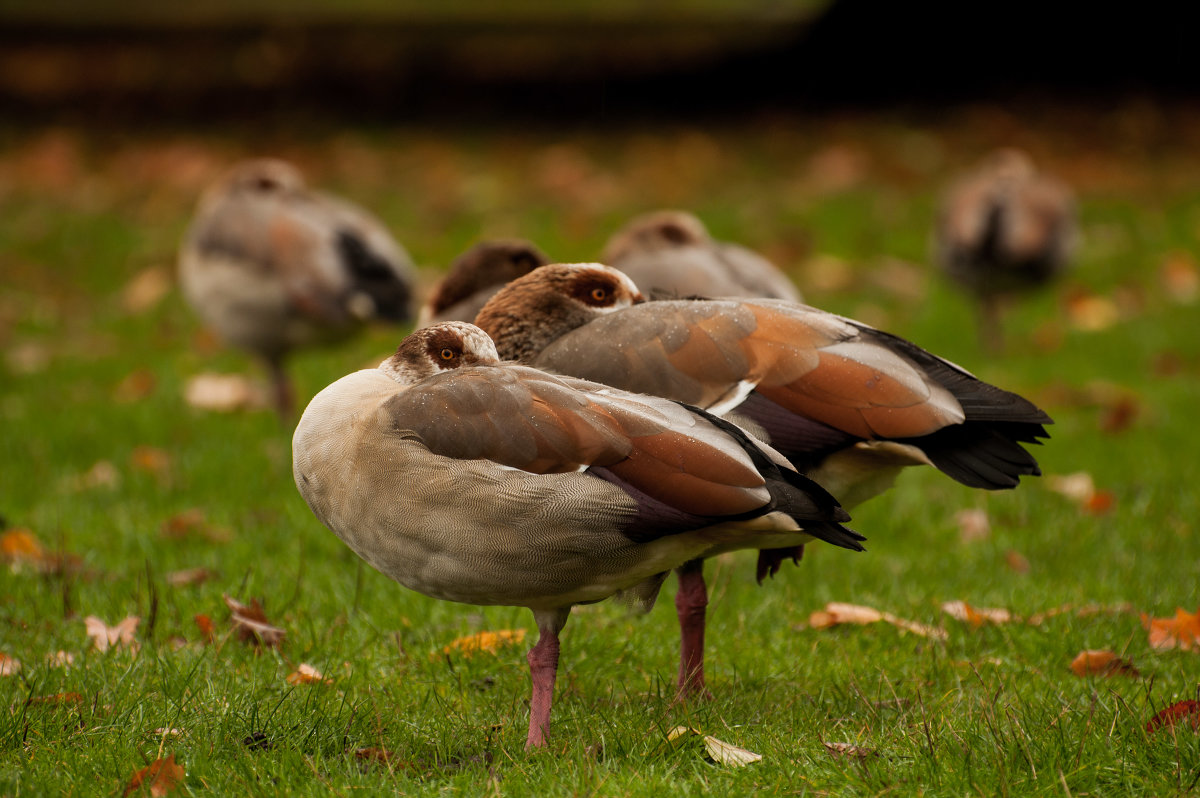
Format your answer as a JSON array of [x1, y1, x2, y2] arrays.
[[423, 327, 466, 366]]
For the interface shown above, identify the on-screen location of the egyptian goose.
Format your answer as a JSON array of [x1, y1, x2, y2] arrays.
[[292, 321, 862, 748], [418, 239, 550, 327], [933, 149, 1078, 350], [179, 158, 417, 415], [602, 210, 801, 301], [474, 263, 1052, 696]]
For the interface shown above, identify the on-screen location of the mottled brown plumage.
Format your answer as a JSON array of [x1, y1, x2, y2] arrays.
[[603, 210, 801, 301], [293, 322, 859, 748], [418, 239, 551, 327], [934, 149, 1078, 350], [179, 158, 416, 415]]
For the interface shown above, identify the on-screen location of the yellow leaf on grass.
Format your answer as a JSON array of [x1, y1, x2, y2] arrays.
[[441, 629, 526, 658], [808, 602, 946, 640], [1142, 607, 1200, 652], [1070, 650, 1140, 678], [122, 753, 184, 797], [665, 726, 762, 767], [85, 615, 140, 653], [942, 600, 1017, 626], [286, 663, 331, 685]]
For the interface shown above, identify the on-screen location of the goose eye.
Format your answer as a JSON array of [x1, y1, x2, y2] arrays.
[[590, 287, 608, 302], [440, 348, 456, 360]]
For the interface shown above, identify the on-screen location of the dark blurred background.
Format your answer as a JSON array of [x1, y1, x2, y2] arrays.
[[1, 0, 1197, 125]]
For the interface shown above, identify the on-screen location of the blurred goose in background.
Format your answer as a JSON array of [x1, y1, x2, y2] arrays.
[[292, 321, 861, 748], [179, 158, 417, 416], [417, 238, 550, 327], [475, 263, 1052, 696], [933, 148, 1078, 351], [602, 210, 801, 301]]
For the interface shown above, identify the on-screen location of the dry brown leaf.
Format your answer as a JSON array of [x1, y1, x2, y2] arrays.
[[955, 508, 991, 543], [1142, 607, 1200, 652], [183, 373, 264, 412], [440, 629, 526, 658], [194, 614, 215, 643], [1004, 550, 1031, 573], [122, 754, 184, 797], [1065, 292, 1120, 332], [1069, 650, 1140, 678], [85, 615, 140, 653], [664, 726, 762, 767], [27, 692, 83, 706], [161, 510, 231, 543], [130, 446, 170, 479], [1161, 252, 1199, 304], [355, 747, 398, 765], [1047, 471, 1096, 503], [122, 267, 172, 314], [942, 600, 1017, 626], [2, 528, 44, 565], [223, 595, 285, 648], [822, 741, 879, 760], [167, 567, 214, 587], [808, 602, 946, 640], [1099, 395, 1139, 434], [286, 663, 331, 685], [114, 369, 157, 402], [1146, 700, 1200, 734], [0, 653, 21, 676]]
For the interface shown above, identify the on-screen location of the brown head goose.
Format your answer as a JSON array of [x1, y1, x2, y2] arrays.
[[602, 210, 801, 302], [474, 263, 1052, 696], [179, 158, 417, 415], [933, 148, 1078, 350], [418, 239, 550, 327], [292, 321, 861, 748]]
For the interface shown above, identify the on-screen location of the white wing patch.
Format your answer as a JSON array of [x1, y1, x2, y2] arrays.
[[707, 379, 758, 416]]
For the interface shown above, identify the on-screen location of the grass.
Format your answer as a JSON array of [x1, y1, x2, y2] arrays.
[[2, 107, 1200, 795]]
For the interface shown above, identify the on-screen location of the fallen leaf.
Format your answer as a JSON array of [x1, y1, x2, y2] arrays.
[[1069, 650, 1140, 678], [440, 629, 526, 658], [1142, 607, 1200, 652], [355, 747, 398, 765], [1027, 602, 1135, 626], [0, 653, 21, 676], [1099, 395, 1139, 434], [114, 369, 157, 402], [77, 460, 121, 490], [122, 267, 172, 314], [27, 692, 83, 705], [166, 567, 215, 586], [1065, 292, 1120, 332], [122, 754, 184, 797], [130, 446, 170, 479], [1160, 252, 1199, 304], [160, 510, 230, 543], [942, 600, 1017, 626], [822, 741, 879, 760], [183, 373, 264, 412], [286, 663, 331, 685], [152, 728, 183, 738], [6, 340, 50, 374], [1047, 471, 1096, 503], [665, 726, 762, 767], [1004, 550, 1031, 573], [224, 595, 285, 648], [1083, 490, 1116, 515], [955, 508, 990, 542], [194, 614, 215, 643], [1146, 700, 1200, 734], [84, 615, 140, 653], [807, 602, 946, 639], [2, 528, 44, 564], [46, 650, 75, 668]]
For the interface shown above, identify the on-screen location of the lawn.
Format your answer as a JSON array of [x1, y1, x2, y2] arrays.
[[2, 106, 1199, 795]]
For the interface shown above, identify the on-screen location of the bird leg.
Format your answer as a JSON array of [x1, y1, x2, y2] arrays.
[[266, 357, 294, 419], [675, 558, 713, 700], [526, 607, 570, 749]]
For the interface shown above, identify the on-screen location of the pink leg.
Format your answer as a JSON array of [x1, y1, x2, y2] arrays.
[[526, 608, 570, 749], [675, 559, 713, 700]]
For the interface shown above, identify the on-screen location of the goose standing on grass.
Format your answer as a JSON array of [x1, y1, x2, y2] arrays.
[[603, 210, 801, 301], [474, 263, 1052, 697], [179, 158, 418, 416], [934, 148, 1078, 351], [417, 239, 550, 327], [292, 322, 862, 749]]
